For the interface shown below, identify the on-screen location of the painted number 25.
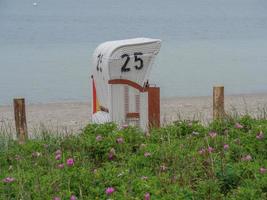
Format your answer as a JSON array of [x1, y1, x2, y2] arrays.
[[121, 52, 143, 72]]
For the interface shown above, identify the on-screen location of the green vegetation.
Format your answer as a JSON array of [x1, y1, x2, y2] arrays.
[[0, 116, 267, 199]]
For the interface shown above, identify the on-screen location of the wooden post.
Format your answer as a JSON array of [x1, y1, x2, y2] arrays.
[[148, 87, 160, 129], [13, 98, 28, 143], [213, 86, 225, 120]]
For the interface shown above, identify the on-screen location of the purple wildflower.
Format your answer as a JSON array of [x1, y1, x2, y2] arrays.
[[198, 148, 206, 155], [70, 195, 77, 200], [66, 158, 74, 166], [2, 177, 15, 183], [105, 187, 115, 195], [58, 163, 64, 169], [116, 137, 124, 144], [207, 146, 214, 153], [108, 153, 114, 160], [235, 123, 243, 129], [144, 192, 150, 200], [54, 197, 61, 200], [259, 167, 267, 174], [96, 135, 103, 141], [209, 132, 217, 138], [223, 144, 229, 150], [55, 154, 61, 160], [108, 148, 116, 160], [55, 150, 61, 155]]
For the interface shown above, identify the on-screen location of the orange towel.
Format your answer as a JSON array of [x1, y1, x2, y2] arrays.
[[92, 77, 100, 114]]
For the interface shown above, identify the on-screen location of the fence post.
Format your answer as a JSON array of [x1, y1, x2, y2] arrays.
[[213, 86, 225, 120], [148, 87, 160, 129], [13, 98, 28, 144]]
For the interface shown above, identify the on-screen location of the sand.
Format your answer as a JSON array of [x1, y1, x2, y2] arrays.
[[1, 93, 267, 136]]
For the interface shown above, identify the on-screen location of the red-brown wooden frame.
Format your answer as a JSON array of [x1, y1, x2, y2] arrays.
[[108, 79, 146, 92], [126, 112, 140, 118]]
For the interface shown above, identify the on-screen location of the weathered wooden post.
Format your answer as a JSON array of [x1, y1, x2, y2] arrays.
[[213, 86, 225, 120], [148, 87, 160, 128], [13, 98, 28, 144]]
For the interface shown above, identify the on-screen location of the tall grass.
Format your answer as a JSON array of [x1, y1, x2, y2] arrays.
[[0, 112, 267, 199]]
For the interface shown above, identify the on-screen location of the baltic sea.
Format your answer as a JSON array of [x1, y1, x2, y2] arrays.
[[1, 0, 267, 104]]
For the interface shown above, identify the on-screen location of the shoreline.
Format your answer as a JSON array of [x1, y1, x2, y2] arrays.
[[1, 91, 267, 107], [1, 93, 267, 135]]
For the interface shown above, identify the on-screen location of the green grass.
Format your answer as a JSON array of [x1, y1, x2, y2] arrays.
[[0, 115, 267, 199]]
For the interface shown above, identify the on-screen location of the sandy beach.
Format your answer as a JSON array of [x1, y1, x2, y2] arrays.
[[1, 93, 267, 137]]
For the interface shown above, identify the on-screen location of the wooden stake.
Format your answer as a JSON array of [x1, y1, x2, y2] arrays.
[[213, 86, 225, 120], [148, 87, 160, 129], [13, 98, 28, 144]]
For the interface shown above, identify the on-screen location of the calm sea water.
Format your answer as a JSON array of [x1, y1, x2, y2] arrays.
[[1, 0, 267, 104]]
